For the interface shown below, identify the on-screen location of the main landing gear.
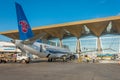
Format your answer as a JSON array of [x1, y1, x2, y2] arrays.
[[48, 58, 56, 62], [48, 56, 67, 62]]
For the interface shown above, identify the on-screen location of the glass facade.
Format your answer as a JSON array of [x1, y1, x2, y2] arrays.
[[80, 35, 97, 53], [50, 34, 120, 55], [62, 37, 77, 52], [100, 34, 120, 54], [50, 37, 77, 52]]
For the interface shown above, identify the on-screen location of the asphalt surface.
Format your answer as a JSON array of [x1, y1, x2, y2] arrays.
[[0, 61, 120, 80]]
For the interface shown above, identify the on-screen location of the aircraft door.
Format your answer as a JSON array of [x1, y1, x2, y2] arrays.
[[40, 45, 43, 52]]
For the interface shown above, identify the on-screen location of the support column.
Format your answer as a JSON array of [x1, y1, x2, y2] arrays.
[[97, 37, 102, 54], [76, 38, 81, 54], [76, 38, 82, 62], [59, 39, 63, 48]]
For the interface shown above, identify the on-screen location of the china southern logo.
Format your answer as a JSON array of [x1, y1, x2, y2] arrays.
[[19, 20, 29, 33]]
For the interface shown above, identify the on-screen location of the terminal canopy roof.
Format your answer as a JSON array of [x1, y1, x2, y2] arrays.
[[0, 16, 120, 40]]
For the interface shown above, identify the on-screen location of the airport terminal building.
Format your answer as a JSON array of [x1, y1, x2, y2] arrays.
[[0, 16, 120, 56], [60, 33, 120, 54]]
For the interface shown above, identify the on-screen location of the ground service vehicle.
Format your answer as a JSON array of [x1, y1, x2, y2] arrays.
[[0, 53, 30, 63]]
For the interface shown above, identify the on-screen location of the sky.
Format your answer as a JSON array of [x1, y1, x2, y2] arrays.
[[0, 0, 120, 41]]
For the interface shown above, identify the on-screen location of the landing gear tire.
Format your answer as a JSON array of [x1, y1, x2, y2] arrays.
[[48, 58, 56, 62]]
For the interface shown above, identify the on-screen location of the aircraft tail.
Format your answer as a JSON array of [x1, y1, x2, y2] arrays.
[[15, 2, 34, 40]]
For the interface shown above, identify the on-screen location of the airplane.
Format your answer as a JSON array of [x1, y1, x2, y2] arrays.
[[12, 2, 73, 62]]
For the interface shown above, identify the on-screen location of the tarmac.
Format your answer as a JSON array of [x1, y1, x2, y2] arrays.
[[0, 61, 120, 80]]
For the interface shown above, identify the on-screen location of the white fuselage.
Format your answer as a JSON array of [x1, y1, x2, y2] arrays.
[[15, 40, 71, 59]]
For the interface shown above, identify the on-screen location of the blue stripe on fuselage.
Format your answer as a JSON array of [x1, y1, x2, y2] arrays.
[[46, 48, 68, 54]]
